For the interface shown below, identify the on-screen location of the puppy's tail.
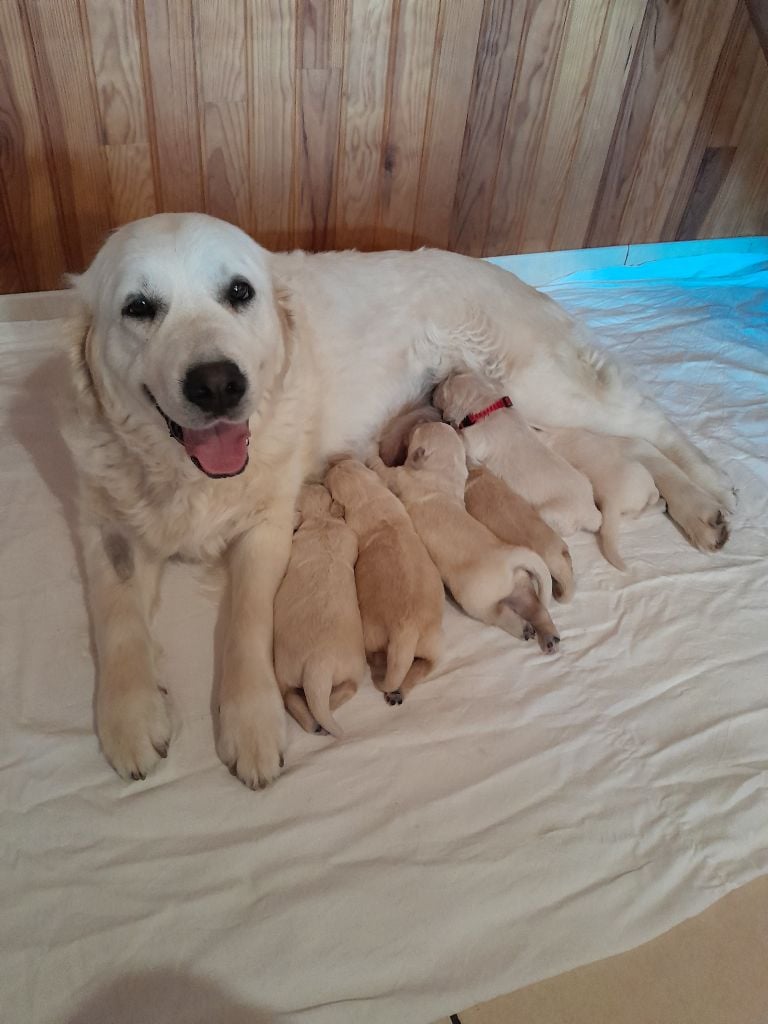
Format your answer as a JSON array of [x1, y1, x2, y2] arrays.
[[597, 501, 626, 571], [506, 547, 552, 606], [382, 628, 420, 695], [303, 663, 343, 739]]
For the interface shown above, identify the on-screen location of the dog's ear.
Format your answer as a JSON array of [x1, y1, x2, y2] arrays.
[[407, 446, 428, 469], [329, 499, 345, 519]]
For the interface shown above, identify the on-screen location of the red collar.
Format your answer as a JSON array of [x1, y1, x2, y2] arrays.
[[458, 395, 513, 430]]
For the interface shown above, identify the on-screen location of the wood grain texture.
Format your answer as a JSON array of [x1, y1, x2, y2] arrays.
[[485, 0, 572, 256], [334, 0, 394, 250], [375, 0, 440, 250], [0, 0, 66, 289], [1, 0, 767, 291]]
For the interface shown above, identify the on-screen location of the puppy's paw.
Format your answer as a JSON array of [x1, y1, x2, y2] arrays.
[[97, 683, 172, 782], [384, 690, 403, 706], [217, 681, 287, 790], [538, 634, 560, 655], [522, 623, 536, 642]]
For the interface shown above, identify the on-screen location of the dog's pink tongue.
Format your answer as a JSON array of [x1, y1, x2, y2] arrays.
[[182, 421, 250, 476]]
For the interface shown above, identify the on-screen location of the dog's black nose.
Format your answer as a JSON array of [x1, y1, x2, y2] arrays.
[[182, 360, 247, 416]]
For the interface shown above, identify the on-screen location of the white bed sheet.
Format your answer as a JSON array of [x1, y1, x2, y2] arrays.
[[1, 241, 767, 1024]]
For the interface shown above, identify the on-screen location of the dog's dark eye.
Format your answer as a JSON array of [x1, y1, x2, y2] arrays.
[[122, 295, 157, 320], [226, 277, 255, 308]]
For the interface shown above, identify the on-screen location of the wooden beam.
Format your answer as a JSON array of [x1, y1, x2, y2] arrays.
[[745, 0, 768, 61]]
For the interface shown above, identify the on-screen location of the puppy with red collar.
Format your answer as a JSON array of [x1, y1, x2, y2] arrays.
[[434, 372, 601, 538]]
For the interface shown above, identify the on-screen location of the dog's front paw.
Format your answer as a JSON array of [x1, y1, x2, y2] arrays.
[[667, 490, 729, 551], [217, 680, 287, 789], [97, 682, 171, 781], [384, 690, 403, 706]]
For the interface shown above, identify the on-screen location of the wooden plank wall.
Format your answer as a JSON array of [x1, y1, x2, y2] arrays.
[[0, 0, 766, 293]]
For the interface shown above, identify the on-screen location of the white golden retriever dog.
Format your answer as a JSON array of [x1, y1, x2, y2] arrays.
[[64, 213, 732, 788]]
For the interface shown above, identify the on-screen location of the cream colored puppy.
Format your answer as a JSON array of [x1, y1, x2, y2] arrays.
[[371, 423, 560, 654], [273, 484, 365, 737], [434, 373, 601, 537], [540, 428, 661, 570], [465, 466, 575, 602], [325, 460, 444, 704]]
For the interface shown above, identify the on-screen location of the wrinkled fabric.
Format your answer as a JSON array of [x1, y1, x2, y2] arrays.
[[1, 242, 767, 1024]]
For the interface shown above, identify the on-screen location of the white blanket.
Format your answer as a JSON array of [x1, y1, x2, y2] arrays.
[[1, 241, 767, 1024]]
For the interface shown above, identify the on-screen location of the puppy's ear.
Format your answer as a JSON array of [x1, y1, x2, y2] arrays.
[[407, 446, 428, 469], [330, 500, 345, 519]]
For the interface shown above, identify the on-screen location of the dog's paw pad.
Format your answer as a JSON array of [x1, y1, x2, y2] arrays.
[[522, 623, 536, 642], [384, 690, 403, 706]]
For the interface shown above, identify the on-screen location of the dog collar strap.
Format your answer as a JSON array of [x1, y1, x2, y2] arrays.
[[458, 396, 512, 430]]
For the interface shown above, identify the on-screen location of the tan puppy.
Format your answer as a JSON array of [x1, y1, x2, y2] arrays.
[[325, 460, 444, 704], [371, 423, 560, 653], [273, 484, 365, 736], [378, 401, 443, 466], [465, 466, 575, 602], [434, 372, 601, 537], [540, 428, 661, 570]]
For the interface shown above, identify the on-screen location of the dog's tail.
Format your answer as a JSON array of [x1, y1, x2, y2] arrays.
[[303, 663, 343, 738], [506, 547, 552, 606], [597, 501, 626, 571], [382, 628, 420, 696]]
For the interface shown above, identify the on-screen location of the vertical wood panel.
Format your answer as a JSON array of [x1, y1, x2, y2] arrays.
[[248, 0, 296, 249], [83, 0, 156, 225], [195, 0, 250, 226], [449, 0, 527, 257], [484, 0, 571, 256], [0, 0, 66, 289], [548, 0, 648, 251], [23, 0, 111, 272], [335, 0, 394, 251], [141, 0, 204, 211], [374, 0, 440, 250], [617, 0, 737, 242], [412, 0, 485, 250], [1, 0, 767, 292]]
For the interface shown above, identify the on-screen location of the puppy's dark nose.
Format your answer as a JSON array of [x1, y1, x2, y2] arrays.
[[182, 360, 247, 416]]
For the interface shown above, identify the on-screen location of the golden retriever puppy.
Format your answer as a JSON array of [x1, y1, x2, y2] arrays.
[[273, 484, 365, 737], [465, 466, 575, 602], [371, 423, 560, 654], [434, 372, 602, 537], [325, 460, 443, 704], [378, 401, 442, 466], [539, 428, 662, 570]]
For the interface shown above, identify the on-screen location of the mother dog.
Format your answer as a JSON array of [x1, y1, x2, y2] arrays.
[[65, 213, 731, 788]]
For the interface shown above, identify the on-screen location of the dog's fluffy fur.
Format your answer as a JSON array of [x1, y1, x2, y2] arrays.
[[540, 428, 661, 570], [325, 460, 444, 704], [464, 467, 575, 602], [371, 424, 560, 653], [64, 213, 731, 785], [273, 484, 365, 737], [434, 372, 603, 537]]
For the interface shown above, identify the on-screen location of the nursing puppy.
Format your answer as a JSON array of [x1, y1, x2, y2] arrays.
[[371, 423, 560, 653], [325, 460, 444, 704], [540, 428, 660, 570], [378, 401, 442, 466], [434, 373, 602, 538], [465, 467, 575, 601], [273, 484, 365, 737]]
